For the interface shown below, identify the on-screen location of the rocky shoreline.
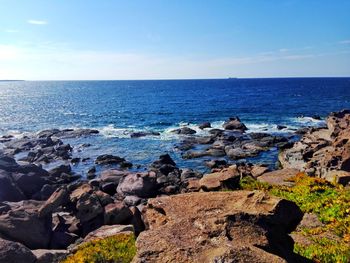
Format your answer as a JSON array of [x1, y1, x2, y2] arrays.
[[0, 111, 349, 262]]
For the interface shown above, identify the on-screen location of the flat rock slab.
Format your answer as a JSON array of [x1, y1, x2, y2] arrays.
[[257, 168, 299, 186], [133, 191, 303, 263]]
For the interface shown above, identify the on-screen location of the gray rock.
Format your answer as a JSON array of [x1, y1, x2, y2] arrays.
[[117, 172, 157, 198], [0, 238, 36, 263]]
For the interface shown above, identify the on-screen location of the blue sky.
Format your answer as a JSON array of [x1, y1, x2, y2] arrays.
[[0, 0, 349, 80]]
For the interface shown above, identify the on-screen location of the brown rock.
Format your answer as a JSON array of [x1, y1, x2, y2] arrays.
[[39, 186, 69, 217], [251, 165, 270, 178], [0, 200, 52, 249], [103, 201, 133, 225], [257, 168, 299, 186], [199, 165, 240, 190], [32, 249, 68, 263], [323, 170, 350, 185], [134, 191, 303, 263]]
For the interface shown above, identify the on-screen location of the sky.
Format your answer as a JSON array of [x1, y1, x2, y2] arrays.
[[0, 0, 349, 80]]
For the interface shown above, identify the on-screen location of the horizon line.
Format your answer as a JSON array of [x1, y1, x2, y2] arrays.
[[1, 76, 350, 82]]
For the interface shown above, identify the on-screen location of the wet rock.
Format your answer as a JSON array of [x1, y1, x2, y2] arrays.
[[0, 156, 19, 172], [0, 238, 36, 263], [199, 122, 211, 129], [117, 172, 157, 198], [223, 116, 248, 132], [134, 191, 303, 262], [277, 125, 287, 130], [130, 131, 160, 138], [0, 200, 52, 249], [171, 127, 197, 135], [95, 154, 125, 165], [37, 128, 99, 139]]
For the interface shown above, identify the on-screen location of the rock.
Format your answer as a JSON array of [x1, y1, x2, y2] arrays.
[[100, 182, 117, 196], [251, 165, 270, 178], [39, 186, 69, 217], [95, 190, 114, 206], [0, 171, 26, 202], [152, 154, 176, 167], [117, 172, 157, 198], [257, 168, 299, 186], [49, 164, 71, 177], [180, 168, 203, 180], [0, 156, 19, 172], [100, 169, 126, 184], [83, 224, 134, 243], [277, 125, 287, 130], [0, 200, 52, 249], [0, 238, 36, 263], [130, 131, 160, 138], [124, 195, 142, 206], [134, 191, 303, 262], [37, 128, 99, 139], [199, 122, 211, 129], [11, 172, 47, 198], [50, 231, 79, 249], [76, 193, 103, 223], [199, 165, 240, 191], [103, 201, 133, 225], [171, 127, 197, 135], [205, 159, 227, 169], [323, 170, 350, 185], [279, 110, 350, 178], [95, 154, 125, 165], [69, 183, 93, 203], [32, 249, 68, 263], [223, 116, 248, 132]]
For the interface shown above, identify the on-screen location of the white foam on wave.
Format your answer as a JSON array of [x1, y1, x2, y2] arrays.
[[290, 116, 325, 126]]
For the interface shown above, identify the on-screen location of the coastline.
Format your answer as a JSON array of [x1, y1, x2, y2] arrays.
[[0, 110, 349, 262]]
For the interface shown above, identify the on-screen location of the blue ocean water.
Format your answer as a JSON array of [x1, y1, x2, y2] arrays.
[[0, 78, 350, 174]]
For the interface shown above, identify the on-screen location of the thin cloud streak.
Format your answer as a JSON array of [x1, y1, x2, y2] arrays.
[[27, 20, 48, 25]]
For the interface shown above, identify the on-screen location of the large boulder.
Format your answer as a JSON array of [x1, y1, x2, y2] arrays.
[[32, 249, 68, 263], [0, 238, 36, 263], [134, 191, 303, 262], [0, 200, 52, 249]]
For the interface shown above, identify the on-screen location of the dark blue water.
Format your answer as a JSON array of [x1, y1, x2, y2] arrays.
[[0, 78, 349, 174]]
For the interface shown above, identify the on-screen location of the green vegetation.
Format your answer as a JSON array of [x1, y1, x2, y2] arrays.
[[62, 233, 136, 263], [240, 173, 350, 263]]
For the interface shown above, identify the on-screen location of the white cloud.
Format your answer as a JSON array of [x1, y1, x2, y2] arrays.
[[27, 20, 47, 25]]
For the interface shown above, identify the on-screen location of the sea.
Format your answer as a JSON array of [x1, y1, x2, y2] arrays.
[[1, 78, 350, 175]]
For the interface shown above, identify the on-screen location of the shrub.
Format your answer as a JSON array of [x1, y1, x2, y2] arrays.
[[62, 233, 136, 263]]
